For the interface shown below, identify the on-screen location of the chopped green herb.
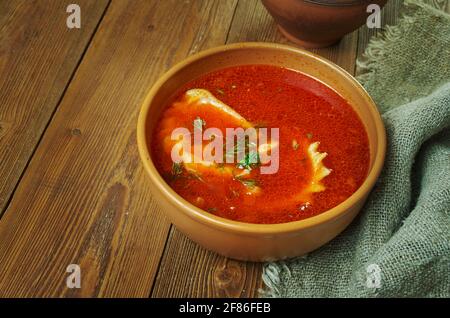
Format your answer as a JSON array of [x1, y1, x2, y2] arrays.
[[306, 132, 313, 139], [224, 137, 260, 167], [225, 138, 245, 158], [240, 179, 258, 188], [188, 170, 204, 182], [171, 162, 184, 179], [292, 139, 299, 150], [206, 207, 217, 213], [193, 117, 206, 130], [237, 151, 261, 170], [235, 176, 258, 188]]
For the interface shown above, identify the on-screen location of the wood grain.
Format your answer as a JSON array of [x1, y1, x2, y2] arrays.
[[0, 0, 237, 297], [151, 0, 362, 298], [0, 0, 110, 216], [151, 229, 262, 298]]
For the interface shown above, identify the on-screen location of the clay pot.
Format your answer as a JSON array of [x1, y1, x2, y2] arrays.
[[262, 0, 388, 48]]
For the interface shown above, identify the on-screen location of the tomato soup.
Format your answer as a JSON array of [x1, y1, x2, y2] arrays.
[[151, 65, 370, 224]]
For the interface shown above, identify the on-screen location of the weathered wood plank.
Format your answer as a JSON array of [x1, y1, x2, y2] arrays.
[[151, 229, 262, 298], [151, 0, 362, 298], [0, 0, 237, 297], [0, 0, 110, 216]]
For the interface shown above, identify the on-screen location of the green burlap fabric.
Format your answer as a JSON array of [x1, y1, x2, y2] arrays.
[[262, 0, 450, 297]]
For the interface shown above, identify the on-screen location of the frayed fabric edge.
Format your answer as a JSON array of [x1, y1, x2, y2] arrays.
[[259, 254, 307, 297], [357, 0, 450, 86], [259, 262, 291, 298]]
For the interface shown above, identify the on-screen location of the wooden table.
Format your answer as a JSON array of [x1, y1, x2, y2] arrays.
[[0, 0, 411, 297]]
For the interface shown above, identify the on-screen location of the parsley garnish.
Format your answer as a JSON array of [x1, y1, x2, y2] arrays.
[[171, 162, 184, 179], [187, 170, 204, 182], [237, 151, 261, 170], [193, 117, 206, 130], [206, 207, 217, 213], [235, 176, 258, 188]]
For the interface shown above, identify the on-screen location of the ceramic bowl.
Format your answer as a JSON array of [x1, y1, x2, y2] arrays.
[[137, 42, 386, 261], [262, 0, 388, 48]]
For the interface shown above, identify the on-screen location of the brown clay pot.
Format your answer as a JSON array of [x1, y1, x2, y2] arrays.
[[262, 0, 388, 48]]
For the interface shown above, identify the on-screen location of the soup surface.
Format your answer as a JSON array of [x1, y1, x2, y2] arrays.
[[151, 65, 370, 224]]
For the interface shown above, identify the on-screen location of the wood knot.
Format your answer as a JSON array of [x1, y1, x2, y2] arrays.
[[213, 260, 244, 294]]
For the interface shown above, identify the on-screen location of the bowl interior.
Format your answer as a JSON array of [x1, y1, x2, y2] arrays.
[[139, 43, 385, 231]]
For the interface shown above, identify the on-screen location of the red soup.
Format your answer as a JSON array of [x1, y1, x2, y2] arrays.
[[151, 65, 370, 224]]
